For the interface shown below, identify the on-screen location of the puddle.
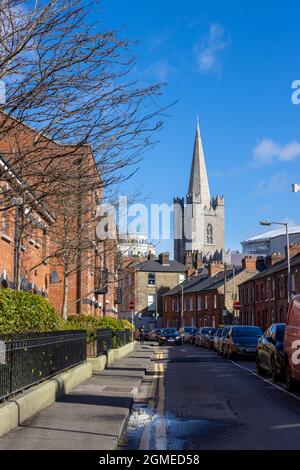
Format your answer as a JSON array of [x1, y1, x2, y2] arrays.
[[119, 403, 224, 450]]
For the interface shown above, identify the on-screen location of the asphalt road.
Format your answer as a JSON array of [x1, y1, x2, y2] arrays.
[[121, 343, 300, 450]]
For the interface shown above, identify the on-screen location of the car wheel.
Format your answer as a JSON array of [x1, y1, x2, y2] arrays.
[[270, 356, 278, 382], [286, 361, 297, 392], [256, 356, 263, 375]]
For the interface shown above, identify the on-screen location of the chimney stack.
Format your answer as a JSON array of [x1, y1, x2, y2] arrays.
[[159, 252, 170, 266], [287, 243, 300, 258], [242, 256, 257, 272], [266, 252, 284, 267], [208, 261, 224, 277]]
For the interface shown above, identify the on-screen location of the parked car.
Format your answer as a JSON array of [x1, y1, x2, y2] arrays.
[[223, 325, 264, 359], [158, 328, 182, 346], [149, 328, 162, 342], [179, 326, 195, 343], [206, 328, 218, 349], [143, 329, 151, 341], [218, 326, 232, 355], [213, 328, 223, 351], [187, 327, 199, 344], [257, 323, 285, 381], [284, 295, 300, 391], [195, 327, 211, 347]]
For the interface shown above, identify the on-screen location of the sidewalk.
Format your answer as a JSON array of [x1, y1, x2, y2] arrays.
[[0, 343, 154, 450]]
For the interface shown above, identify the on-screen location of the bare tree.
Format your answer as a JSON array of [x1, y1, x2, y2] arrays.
[[0, 0, 173, 302]]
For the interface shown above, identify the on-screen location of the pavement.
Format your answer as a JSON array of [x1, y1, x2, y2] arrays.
[[0, 343, 154, 450], [120, 344, 300, 450]]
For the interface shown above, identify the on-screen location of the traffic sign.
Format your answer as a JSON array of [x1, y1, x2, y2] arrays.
[[233, 301, 241, 310], [129, 301, 135, 311]]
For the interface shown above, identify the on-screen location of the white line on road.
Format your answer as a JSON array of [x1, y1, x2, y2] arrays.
[[229, 360, 300, 403]]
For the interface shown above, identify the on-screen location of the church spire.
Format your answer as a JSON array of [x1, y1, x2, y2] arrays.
[[187, 119, 211, 205]]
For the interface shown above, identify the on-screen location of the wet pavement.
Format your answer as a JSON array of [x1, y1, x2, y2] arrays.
[[119, 343, 300, 450]]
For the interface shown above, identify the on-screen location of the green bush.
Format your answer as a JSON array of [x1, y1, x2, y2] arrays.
[[121, 319, 135, 331], [0, 288, 62, 334]]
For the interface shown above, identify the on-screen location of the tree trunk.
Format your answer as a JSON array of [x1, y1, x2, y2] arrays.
[[62, 272, 69, 321]]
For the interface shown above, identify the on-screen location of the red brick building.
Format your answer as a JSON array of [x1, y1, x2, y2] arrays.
[[0, 113, 118, 318], [162, 258, 258, 328], [239, 245, 300, 330]]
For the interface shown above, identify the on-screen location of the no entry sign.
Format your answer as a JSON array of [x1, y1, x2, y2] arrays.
[[129, 301, 135, 310]]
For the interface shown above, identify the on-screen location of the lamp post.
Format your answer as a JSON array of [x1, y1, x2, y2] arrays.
[[181, 284, 184, 327], [259, 220, 291, 303]]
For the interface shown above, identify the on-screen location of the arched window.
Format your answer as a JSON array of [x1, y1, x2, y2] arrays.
[[206, 223, 213, 244]]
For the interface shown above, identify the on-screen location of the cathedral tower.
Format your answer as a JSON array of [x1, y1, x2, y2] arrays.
[[174, 121, 225, 266]]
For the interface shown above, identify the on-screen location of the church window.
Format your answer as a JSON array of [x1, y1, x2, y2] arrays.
[[206, 223, 213, 244]]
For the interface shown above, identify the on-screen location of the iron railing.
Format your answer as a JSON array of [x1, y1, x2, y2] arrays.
[[97, 328, 112, 356], [87, 329, 133, 357], [0, 330, 87, 402], [114, 329, 133, 348]]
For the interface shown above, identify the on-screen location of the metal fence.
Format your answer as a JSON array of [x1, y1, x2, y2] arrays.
[[88, 329, 133, 357], [0, 330, 87, 402], [114, 329, 133, 348]]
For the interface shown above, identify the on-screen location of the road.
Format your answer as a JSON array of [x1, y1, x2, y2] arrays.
[[120, 343, 300, 450]]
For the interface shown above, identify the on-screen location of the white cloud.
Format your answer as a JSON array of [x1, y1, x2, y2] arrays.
[[254, 138, 300, 164], [194, 23, 230, 74], [144, 60, 173, 83], [254, 172, 287, 196]]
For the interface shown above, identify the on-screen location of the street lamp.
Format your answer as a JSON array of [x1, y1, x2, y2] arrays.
[[181, 284, 184, 327], [259, 220, 291, 303]]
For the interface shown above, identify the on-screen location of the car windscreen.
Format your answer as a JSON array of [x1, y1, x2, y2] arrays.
[[184, 327, 193, 333], [162, 328, 177, 335], [201, 328, 211, 334], [232, 327, 263, 337]]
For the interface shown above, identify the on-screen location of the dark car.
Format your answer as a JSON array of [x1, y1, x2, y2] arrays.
[[195, 327, 211, 347], [224, 325, 264, 359], [187, 327, 199, 344], [179, 326, 195, 343], [206, 328, 218, 349], [218, 326, 232, 355], [158, 328, 182, 346], [257, 323, 285, 381], [213, 328, 223, 351], [143, 329, 151, 341], [149, 328, 162, 342]]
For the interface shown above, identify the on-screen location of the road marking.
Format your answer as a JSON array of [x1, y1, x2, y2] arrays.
[[271, 423, 300, 429], [229, 360, 300, 403], [140, 349, 167, 450]]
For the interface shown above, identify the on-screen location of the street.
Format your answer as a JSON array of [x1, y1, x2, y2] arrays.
[[120, 343, 300, 450]]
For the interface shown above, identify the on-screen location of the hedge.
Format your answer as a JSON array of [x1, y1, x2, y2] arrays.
[[65, 315, 134, 345], [0, 288, 62, 334]]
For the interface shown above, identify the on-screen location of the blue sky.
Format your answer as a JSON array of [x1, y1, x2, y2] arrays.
[[98, 0, 300, 255]]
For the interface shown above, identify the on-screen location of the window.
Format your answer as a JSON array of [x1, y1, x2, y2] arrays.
[[128, 274, 132, 287], [213, 294, 217, 309], [179, 273, 185, 283], [204, 296, 208, 310], [164, 301, 167, 313], [171, 299, 175, 312], [291, 273, 296, 294], [148, 273, 156, 286], [197, 296, 201, 311], [206, 223, 213, 244], [189, 297, 193, 312], [176, 298, 179, 312], [148, 294, 156, 311]]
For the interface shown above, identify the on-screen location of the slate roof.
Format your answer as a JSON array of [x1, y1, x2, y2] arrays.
[[239, 252, 300, 284], [163, 267, 243, 296], [136, 258, 186, 273]]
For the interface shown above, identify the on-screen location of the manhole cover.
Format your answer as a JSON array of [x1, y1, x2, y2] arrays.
[[103, 386, 134, 393]]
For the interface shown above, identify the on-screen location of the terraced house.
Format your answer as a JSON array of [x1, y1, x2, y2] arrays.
[[239, 244, 300, 329], [162, 257, 259, 328]]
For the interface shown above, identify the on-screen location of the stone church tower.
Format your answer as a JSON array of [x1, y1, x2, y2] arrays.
[[174, 121, 225, 266]]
